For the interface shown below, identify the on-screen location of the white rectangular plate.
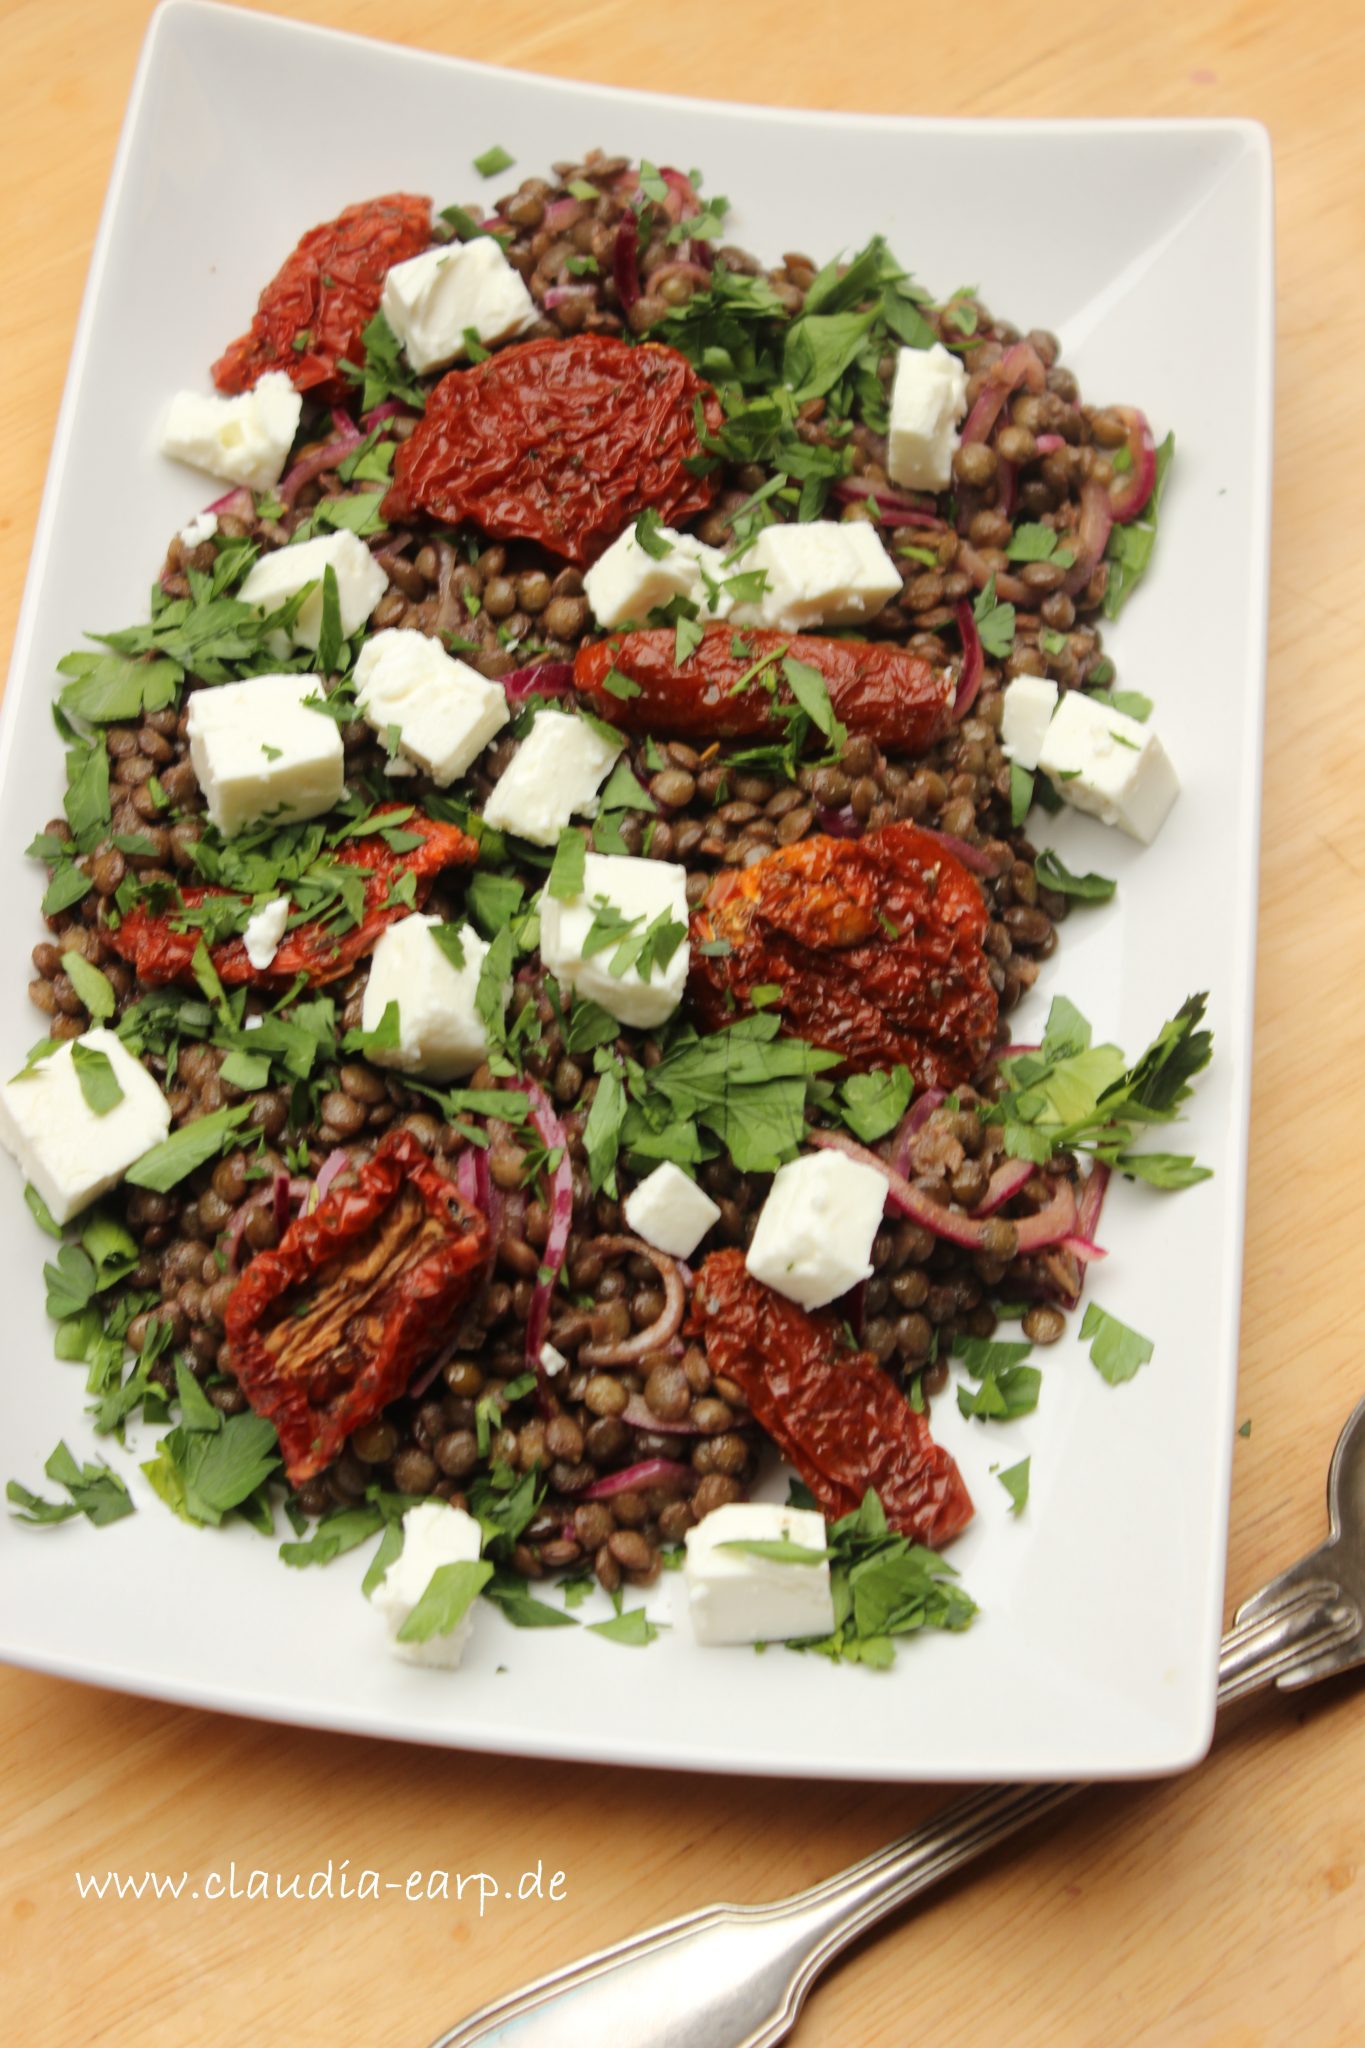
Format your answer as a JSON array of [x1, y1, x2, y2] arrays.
[[0, 0, 1273, 1780]]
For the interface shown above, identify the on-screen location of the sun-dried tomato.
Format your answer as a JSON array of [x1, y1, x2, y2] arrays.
[[382, 335, 723, 565], [225, 1132, 489, 1485], [690, 822, 997, 1087], [109, 810, 477, 993], [691, 1250, 973, 1547], [574, 626, 956, 754], [212, 194, 432, 403]]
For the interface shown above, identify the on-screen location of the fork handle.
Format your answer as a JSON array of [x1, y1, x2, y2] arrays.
[[429, 1594, 1356, 2048]]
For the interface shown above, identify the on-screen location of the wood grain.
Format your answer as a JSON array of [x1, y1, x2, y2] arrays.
[[3, 3, 1364, 2043]]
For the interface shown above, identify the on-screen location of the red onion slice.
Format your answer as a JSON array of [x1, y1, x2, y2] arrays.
[[314, 1148, 350, 1204], [955, 542, 1033, 609], [501, 661, 575, 705], [815, 804, 862, 839], [831, 479, 940, 517], [612, 214, 641, 312], [1034, 433, 1066, 454], [952, 599, 984, 721], [578, 1236, 687, 1367], [542, 285, 596, 311], [360, 399, 414, 430], [579, 1458, 693, 1501], [542, 197, 582, 231], [204, 485, 255, 520], [807, 1126, 1078, 1253]]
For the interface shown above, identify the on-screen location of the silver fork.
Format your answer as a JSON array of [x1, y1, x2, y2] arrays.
[[431, 1396, 1365, 2048]]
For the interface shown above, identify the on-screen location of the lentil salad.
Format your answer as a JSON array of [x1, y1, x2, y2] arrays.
[[5, 148, 1212, 1666]]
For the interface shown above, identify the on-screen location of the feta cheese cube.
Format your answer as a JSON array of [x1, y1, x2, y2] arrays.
[[539, 851, 689, 1030], [1000, 676, 1060, 771], [540, 1342, 568, 1379], [733, 520, 901, 633], [583, 524, 722, 628], [362, 915, 503, 1081], [0, 1030, 171, 1226], [353, 628, 508, 785], [1037, 689, 1180, 843], [242, 895, 291, 971], [186, 674, 344, 838], [371, 1502, 485, 1669], [381, 238, 536, 375], [623, 1161, 721, 1260], [178, 510, 218, 551], [886, 343, 969, 492], [745, 1149, 888, 1310], [160, 371, 302, 491], [482, 709, 621, 847], [237, 530, 388, 652], [684, 1501, 835, 1646]]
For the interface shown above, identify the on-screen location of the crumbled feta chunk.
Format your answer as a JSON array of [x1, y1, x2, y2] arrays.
[[178, 510, 218, 551], [1037, 689, 1180, 843], [242, 895, 291, 971], [745, 1149, 888, 1309], [886, 343, 969, 492], [583, 524, 722, 628], [186, 673, 344, 838], [540, 1342, 568, 1379], [732, 520, 901, 633], [353, 628, 508, 785], [539, 851, 689, 1030], [361, 915, 503, 1081], [0, 1030, 171, 1226], [381, 238, 536, 375], [371, 1502, 485, 1669], [237, 530, 388, 652], [684, 1501, 835, 1646], [622, 1161, 721, 1261], [482, 710, 621, 847], [160, 371, 302, 491], [1000, 676, 1060, 771]]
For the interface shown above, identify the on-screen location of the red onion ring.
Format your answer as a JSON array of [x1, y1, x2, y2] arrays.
[[1075, 1160, 1111, 1241], [1107, 406, 1157, 523], [961, 341, 1047, 446], [578, 1235, 687, 1367], [360, 400, 414, 430], [807, 1126, 1078, 1254], [647, 259, 712, 298], [1062, 476, 1115, 598], [622, 1395, 699, 1437], [579, 1458, 693, 1501], [832, 478, 939, 516], [524, 1084, 576, 1392], [976, 1157, 1035, 1216], [917, 822, 995, 876], [542, 285, 596, 310], [278, 433, 365, 510], [952, 599, 984, 721]]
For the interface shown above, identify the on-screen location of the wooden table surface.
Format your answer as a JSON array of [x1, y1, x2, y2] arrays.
[[3, 2, 1363, 2042]]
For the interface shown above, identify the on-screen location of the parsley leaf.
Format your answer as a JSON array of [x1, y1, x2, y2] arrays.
[[7, 1441, 134, 1527], [972, 575, 1016, 660], [838, 1066, 912, 1143], [1080, 1302, 1154, 1385], [1035, 849, 1117, 902], [125, 1104, 252, 1191], [397, 1560, 495, 1643], [587, 1606, 663, 1647], [1009, 761, 1034, 828], [61, 952, 116, 1022], [633, 507, 673, 559], [71, 1041, 124, 1117], [428, 923, 467, 972], [998, 1458, 1031, 1515]]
